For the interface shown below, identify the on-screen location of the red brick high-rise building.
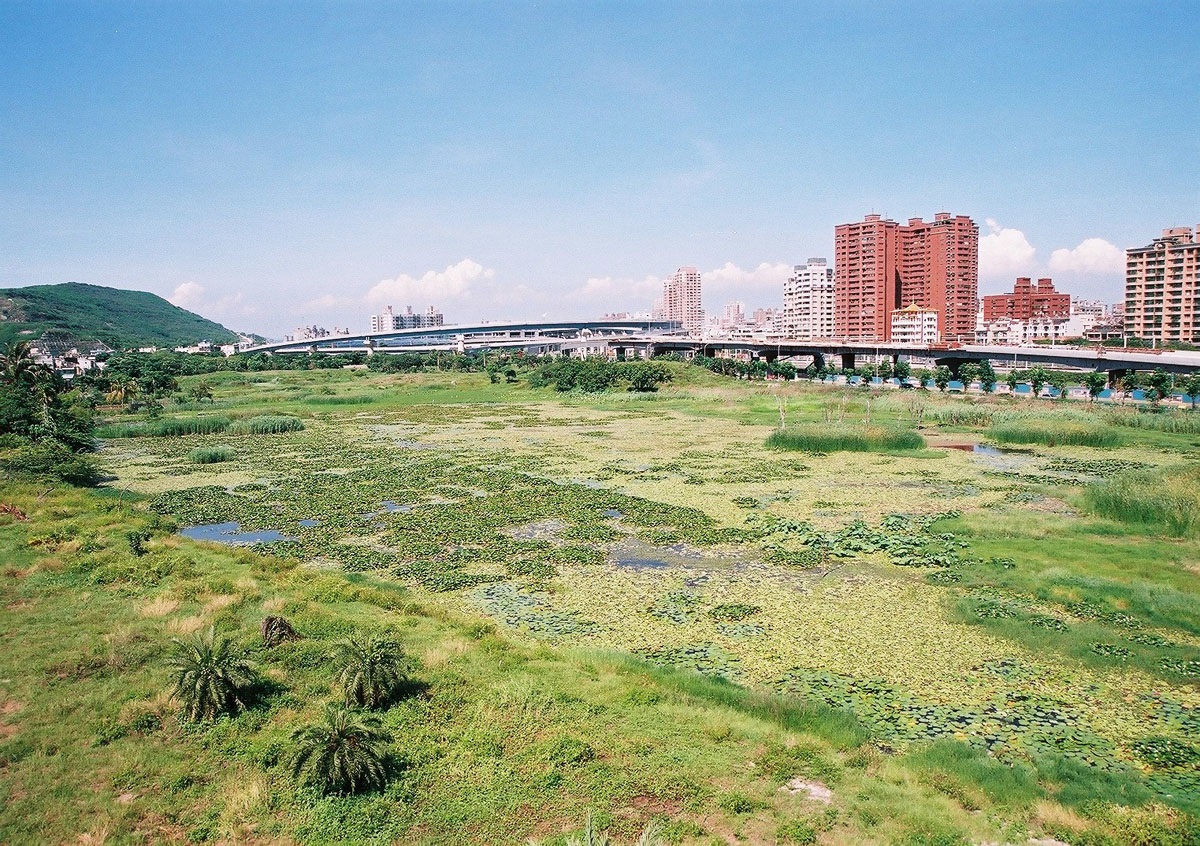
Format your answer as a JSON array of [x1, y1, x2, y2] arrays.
[[982, 278, 1071, 322], [834, 212, 979, 342]]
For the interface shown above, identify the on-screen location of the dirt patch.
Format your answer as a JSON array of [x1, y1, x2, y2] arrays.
[[780, 777, 833, 803]]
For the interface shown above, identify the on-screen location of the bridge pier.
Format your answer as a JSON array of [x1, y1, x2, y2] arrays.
[[1107, 368, 1129, 388], [840, 353, 855, 371]]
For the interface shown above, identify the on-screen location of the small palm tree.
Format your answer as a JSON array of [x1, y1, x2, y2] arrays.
[[565, 815, 662, 846], [105, 376, 139, 407], [167, 627, 258, 721], [333, 635, 407, 708], [290, 702, 393, 795]]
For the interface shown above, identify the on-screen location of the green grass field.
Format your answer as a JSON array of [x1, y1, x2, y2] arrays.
[[2, 365, 1199, 845]]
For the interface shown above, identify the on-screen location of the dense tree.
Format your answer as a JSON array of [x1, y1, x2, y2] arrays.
[[934, 366, 952, 392], [167, 627, 259, 722], [1027, 366, 1049, 398], [1181, 373, 1200, 409], [0, 341, 97, 482], [976, 360, 997, 393], [1146, 369, 1172, 404], [290, 703, 393, 795], [1082, 372, 1108, 402]]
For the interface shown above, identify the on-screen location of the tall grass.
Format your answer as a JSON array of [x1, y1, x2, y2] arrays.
[[927, 407, 996, 427], [1108, 409, 1200, 434], [229, 415, 305, 435], [96, 416, 231, 438], [987, 409, 1119, 447], [187, 446, 236, 464], [766, 424, 925, 453], [304, 394, 377, 406], [1086, 466, 1200, 537]]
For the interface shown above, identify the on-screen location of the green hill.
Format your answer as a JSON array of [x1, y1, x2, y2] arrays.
[[0, 282, 243, 350]]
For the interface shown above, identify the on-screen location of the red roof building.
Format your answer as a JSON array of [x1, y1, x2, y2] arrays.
[[982, 277, 1071, 322]]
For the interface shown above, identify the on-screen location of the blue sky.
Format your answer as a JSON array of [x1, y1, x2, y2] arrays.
[[2, 2, 1197, 336]]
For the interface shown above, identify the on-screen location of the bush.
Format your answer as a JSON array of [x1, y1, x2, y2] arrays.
[[187, 446, 235, 464], [0, 438, 101, 486], [230, 415, 305, 435], [766, 424, 925, 453]]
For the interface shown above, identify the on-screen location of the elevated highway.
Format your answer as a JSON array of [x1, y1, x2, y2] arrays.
[[247, 320, 1200, 376], [245, 319, 682, 355], [638, 338, 1200, 376]]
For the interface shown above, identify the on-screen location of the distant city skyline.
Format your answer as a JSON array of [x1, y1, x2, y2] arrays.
[[1, 3, 1197, 336]]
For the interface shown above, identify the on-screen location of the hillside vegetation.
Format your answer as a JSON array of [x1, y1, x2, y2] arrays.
[[0, 282, 239, 349]]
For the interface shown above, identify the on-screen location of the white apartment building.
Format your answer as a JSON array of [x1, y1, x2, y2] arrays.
[[781, 258, 835, 340], [660, 267, 703, 335], [890, 303, 940, 344], [1125, 226, 1200, 345], [371, 305, 445, 333]]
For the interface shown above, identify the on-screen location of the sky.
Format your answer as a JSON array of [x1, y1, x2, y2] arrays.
[[1, 2, 1198, 338]]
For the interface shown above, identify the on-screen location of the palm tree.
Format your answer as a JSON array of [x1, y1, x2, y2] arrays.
[[167, 627, 258, 721], [0, 340, 41, 387], [290, 702, 393, 795], [333, 635, 407, 709], [105, 376, 139, 408]]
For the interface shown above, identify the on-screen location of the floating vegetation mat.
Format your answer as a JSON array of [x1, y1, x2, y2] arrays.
[[100, 385, 1200, 806]]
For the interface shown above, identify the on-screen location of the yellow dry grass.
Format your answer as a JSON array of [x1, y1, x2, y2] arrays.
[[138, 596, 179, 617]]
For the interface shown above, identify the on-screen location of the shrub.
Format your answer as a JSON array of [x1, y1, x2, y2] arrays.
[[766, 424, 925, 453], [0, 438, 101, 486], [290, 703, 392, 795], [187, 446, 235, 464], [230, 415, 305, 435], [167, 627, 259, 722]]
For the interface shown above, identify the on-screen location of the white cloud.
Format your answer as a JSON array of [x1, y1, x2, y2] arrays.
[[366, 258, 495, 307], [574, 274, 663, 302], [979, 218, 1037, 282], [1048, 238, 1125, 275], [169, 281, 205, 310], [701, 262, 792, 311], [168, 281, 257, 323]]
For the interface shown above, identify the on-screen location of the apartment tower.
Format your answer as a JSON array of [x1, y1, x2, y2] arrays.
[[834, 212, 979, 342], [782, 258, 835, 340], [661, 266, 704, 335], [1125, 226, 1200, 345]]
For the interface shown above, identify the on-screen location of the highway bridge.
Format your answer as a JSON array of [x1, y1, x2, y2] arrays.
[[246, 319, 682, 356], [247, 320, 1200, 376]]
